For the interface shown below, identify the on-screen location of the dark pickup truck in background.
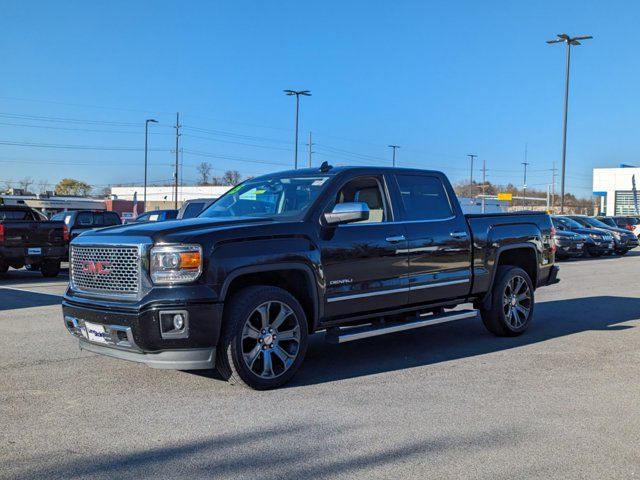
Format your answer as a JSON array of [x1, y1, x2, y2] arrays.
[[51, 210, 122, 240], [63, 165, 559, 389], [0, 206, 68, 277]]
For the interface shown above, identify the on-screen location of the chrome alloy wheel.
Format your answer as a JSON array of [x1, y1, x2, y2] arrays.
[[502, 275, 532, 329], [241, 301, 301, 379]]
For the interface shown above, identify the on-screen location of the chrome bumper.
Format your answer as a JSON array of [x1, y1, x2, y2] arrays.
[[64, 315, 216, 370]]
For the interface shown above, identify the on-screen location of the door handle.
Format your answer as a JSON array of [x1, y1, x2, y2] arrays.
[[450, 231, 468, 239], [385, 235, 406, 243]]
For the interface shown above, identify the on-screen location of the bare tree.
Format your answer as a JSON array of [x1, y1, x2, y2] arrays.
[[222, 170, 242, 186], [37, 180, 50, 194], [197, 162, 212, 185], [18, 177, 35, 193]]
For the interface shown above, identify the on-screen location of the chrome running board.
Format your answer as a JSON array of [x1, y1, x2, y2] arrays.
[[325, 310, 478, 344]]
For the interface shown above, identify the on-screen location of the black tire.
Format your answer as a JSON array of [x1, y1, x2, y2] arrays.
[[40, 259, 61, 278], [0, 260, 8, 274], [615, 249, 629, 256], [480, 266, 535, 337], [216, 285, 309, 390]]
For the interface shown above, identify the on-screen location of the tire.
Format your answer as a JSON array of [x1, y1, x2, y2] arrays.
[[40, 259, 61, 278], [480, 266, 534, 337], [615, 249, 629, 256], [25, 264, 40, 271], [216, 285, 309, 390], [0, 260, 8, 274]]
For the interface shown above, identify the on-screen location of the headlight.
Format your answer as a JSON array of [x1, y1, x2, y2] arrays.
[[611, 232, 621, 239], [588, 233, 599, 239], [150, 244, 203, 284]]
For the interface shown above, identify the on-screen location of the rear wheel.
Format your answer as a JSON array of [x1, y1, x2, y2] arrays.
[[480, 266, 534, 337], [615, 248, 629, 256], [41, 259, 61, 278], [216, 285, 308, 390]]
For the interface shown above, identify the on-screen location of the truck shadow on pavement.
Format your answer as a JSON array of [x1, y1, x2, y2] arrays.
[[289, 295, 640, 387]]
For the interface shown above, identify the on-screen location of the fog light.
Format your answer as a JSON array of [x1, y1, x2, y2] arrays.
[[173, 314, 185, 330]]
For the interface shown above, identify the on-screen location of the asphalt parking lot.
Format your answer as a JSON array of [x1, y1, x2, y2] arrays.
[[1, 255, 639, 480]]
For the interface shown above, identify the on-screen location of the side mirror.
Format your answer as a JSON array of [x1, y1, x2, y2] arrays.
[[324, 202, 369, 225]]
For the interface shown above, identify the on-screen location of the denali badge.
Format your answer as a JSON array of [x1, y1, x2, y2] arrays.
[[329, 278, 353, 286], [81, 260, 111, 275]]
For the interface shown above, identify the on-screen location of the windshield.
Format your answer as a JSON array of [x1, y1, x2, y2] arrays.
[[199, 175, 330, 219], [553, 216, 583, 229], [580, 217, 611, 229]]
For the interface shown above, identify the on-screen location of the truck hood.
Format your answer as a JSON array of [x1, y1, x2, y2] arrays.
[[75, 217, 274, 239]]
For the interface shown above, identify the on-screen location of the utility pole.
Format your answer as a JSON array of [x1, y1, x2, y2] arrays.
[[467, 154, 477, 200], [481, 159, 487, 213], [308, 131, 313, 167], [174, 112, 180, 209], [547, 33, 593, 213], [522, 160, 530, 210], [388, 145, 400, 167]]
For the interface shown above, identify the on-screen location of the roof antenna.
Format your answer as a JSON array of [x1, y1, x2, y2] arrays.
[[319, 161, 333, 173]]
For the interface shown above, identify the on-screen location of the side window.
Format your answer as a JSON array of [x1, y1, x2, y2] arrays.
[[136, 213, 150, 222], [77, 212, 93, 226], [104, 213, 121, 225], [183, 203, 204, 218], [395, 175, 453, 221], [165, 210, 178, 220], [333, 176, 388, 223]]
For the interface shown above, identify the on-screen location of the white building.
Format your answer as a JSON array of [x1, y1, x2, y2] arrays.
[[593, 166, 640, 215], [111, 185, 232, 203]]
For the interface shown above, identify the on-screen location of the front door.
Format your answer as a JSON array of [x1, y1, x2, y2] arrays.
[[319, 175, 409, 318]]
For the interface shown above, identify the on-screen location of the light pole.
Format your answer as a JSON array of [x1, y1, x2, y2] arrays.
[[547, 33, 592, 213], [144, 119, 158, 212], [467, 154, 477, 200], [284, 90, 311, 169], [388, 145, 400, 167]]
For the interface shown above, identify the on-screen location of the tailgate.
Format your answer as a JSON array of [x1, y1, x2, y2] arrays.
[[1, 221, 66, 247]]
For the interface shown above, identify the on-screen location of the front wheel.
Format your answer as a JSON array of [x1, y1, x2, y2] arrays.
[[216, 286, 308, 390], [480, 266, 534, 337], [615, 249, 629, 256]]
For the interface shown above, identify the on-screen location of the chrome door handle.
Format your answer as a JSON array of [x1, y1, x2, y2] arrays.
[[450, 231, 468, 239], [385, 235, 406, 243]]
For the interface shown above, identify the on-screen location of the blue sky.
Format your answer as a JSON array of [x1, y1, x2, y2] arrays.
[[1, 0, 638, 197]]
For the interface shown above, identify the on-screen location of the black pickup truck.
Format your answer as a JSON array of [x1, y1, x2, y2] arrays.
[[0, 206, 68, 277], [62, 165, 559, 389]]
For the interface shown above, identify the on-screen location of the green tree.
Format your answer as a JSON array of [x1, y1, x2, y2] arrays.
[[55, 178, 92, 196]]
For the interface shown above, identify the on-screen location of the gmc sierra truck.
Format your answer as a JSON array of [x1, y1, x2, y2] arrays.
[[0, 205, 68, 277], [63, 165, 559, 389]]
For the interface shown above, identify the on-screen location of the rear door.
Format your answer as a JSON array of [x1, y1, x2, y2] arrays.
[[318, 174, 409, 318], [391, 173, 472, 305]]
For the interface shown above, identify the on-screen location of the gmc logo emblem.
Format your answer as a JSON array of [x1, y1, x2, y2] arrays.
[[81, 260, 111, 275]]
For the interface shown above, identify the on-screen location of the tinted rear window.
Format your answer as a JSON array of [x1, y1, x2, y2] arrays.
[[104, 212, 121, 225], [183, 202, 204, 219], [0, 209, 32, 220]]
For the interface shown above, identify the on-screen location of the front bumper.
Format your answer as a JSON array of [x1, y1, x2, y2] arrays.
[[62, 298, 223, 370]]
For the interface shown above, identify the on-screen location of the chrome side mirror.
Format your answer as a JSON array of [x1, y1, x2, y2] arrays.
[[324, 202, 369, 225]]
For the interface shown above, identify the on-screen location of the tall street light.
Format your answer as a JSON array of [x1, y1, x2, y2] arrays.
[[144, 119, 158, 211], [547, 33, 592, 213], [388, 145, 400, 167], [284, 90, 311, 169]]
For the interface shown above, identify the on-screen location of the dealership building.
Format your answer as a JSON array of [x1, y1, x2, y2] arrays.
[[593, 165, 640, 215]]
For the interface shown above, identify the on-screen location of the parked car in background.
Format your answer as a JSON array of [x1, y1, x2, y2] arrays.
[[568, 215, 638, 256], [177, 198, 218, 219], [553, 229, 587, 260], [0, 205, 68, 277], [608, 216, 640, 238], [51, 210, 122, 240], [133, 209, 178, 223], [551, 216, 614, 257]]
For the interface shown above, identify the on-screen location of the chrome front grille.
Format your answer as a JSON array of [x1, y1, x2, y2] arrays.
[[70, 245, 140, 297]]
